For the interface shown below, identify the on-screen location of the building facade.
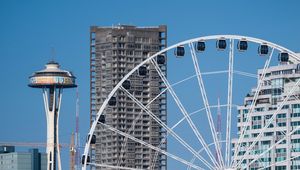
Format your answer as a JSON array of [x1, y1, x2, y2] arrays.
[[90, 25, 167, 169], [233, 59, 300, 170], [0, 146, 47, 170]]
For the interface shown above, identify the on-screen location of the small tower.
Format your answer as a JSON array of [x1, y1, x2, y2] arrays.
[[29, 61, 77, 170]]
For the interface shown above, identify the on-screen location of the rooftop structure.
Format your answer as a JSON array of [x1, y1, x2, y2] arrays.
[[29, 61, 76, 170]]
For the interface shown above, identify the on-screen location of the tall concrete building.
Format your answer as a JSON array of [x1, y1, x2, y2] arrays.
[[90, 25, 167, 169], [232, 57, 300, 170], [0, 146, 47, 170]]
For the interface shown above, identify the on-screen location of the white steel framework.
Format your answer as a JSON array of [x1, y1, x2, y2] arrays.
[[83, 35, 300, 170]]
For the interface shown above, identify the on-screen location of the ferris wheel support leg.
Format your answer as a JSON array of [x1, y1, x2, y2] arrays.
[[151, 59, 221, 168], [188, 43, 224, 168], [232, 48, 274, 168]]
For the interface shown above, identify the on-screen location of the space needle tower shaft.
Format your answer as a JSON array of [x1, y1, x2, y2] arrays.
[[29, 61, 76, 170]]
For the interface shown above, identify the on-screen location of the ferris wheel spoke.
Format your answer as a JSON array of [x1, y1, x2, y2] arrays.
[[225, 39, 234, 167], [150, 69, 255, 108], [173, 104, 235, 130], [98, 122, 206, 170], [150, 104, 234, 170], [149, 76, 236, 170], [149, 70, 232, 106], [119, 86, 215, 169], [188, 42, 224, 168], [151, 104, 237, 170], [150, 59, 221, 168], [233, 48, 274, 167], [234, 70, 257, 79], [117, 110, 144, 167], [116, 89, 161, 167], [234, 77, 300, 168], [118, 88, 169, 167], [232, 48, 274, 167]]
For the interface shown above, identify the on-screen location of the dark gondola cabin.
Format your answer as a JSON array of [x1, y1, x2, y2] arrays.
[[98, 115, 105, 124], [122, 80, 131, 89], [157, 55, 166, 64], [237, 40, 248, 51], [139, 66, 147, 76], [87, 134, 96, 144], [108, 97, 117, 106], [174, 46, 185, 57], [278, 52, 289, 62], [258, 44, 269, 55], [216, 39, 226, 50], [81, 155, 90, 165], [196, 41, 205, 52], [297, 64, 300, 72]]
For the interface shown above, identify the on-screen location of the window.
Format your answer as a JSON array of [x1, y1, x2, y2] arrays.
[[277, 113, 286, 118], [271, 79, 284, 95], [277, 122, 286, 127], [282, 69, 293, 74], [275, 166, 286, 170], [264, 132, 273, 136], [272, 71, 281, 75], [252, 116, 262, 121], [291, 121, 300, 126], [282, 105, 289, 109], [265, 115, 272, 119], [255, 107, 265, 112], [252, 124, 261, 129]]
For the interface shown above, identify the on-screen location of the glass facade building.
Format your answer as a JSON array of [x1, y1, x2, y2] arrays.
[[233, 61, 300, 170], [0, 146, 47, 170]]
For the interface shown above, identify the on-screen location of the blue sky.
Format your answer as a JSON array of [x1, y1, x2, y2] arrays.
[[0, 0, 300, 169]]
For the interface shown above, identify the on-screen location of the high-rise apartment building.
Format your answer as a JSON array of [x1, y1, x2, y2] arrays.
[[90, 25, 167, 169], [232, 58, 300, 170], [0, 146, 47, 170]]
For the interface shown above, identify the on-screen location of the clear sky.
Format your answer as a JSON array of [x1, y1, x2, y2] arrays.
[[0, 0, 300, 169]]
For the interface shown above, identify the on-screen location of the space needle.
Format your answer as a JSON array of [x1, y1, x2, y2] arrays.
[[29, 61, 76, 170]]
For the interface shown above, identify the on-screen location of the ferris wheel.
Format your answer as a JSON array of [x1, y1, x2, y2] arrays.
[[82, 35, 300, 170]]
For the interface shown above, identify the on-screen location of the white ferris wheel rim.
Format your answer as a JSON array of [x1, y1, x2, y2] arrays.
[[82, 35, 300, 170]]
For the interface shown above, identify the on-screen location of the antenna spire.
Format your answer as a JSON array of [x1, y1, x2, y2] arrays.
[[50, 46, 56, 62]]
